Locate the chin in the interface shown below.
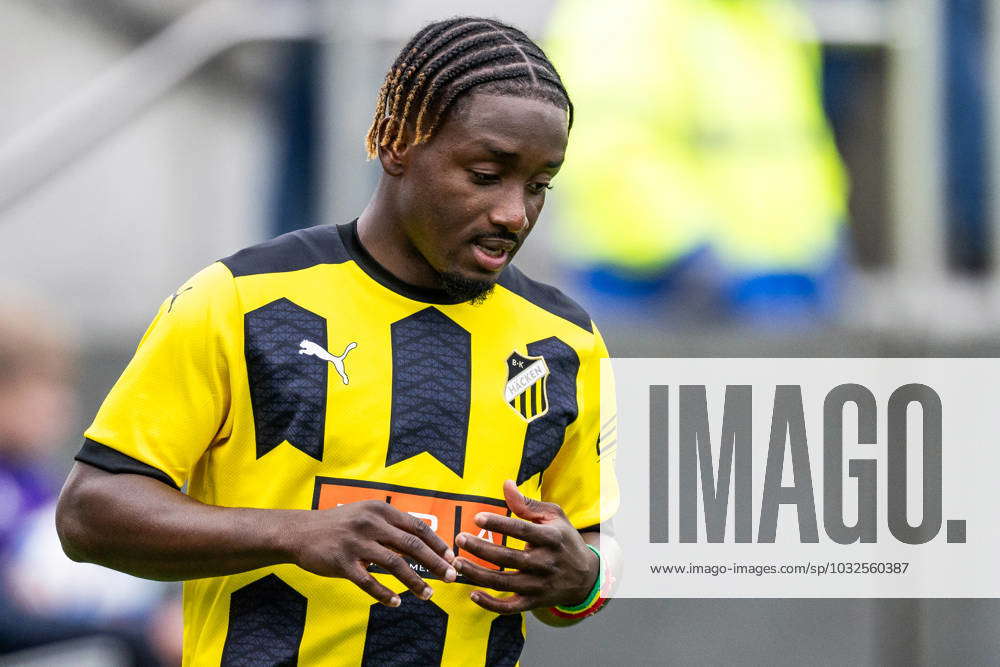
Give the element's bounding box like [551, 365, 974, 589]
[438, 271, 497, 305]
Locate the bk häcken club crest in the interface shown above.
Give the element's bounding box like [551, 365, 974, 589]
[505, 351, 550, 422]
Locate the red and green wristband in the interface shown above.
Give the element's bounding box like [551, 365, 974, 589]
[550, 545, 611, 620]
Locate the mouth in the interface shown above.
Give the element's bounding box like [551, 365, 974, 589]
[470, 236, 517, 272]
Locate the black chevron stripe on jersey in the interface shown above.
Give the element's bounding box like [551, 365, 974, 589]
[245, 298, 328, 461]
[362, 592, 448, 666]
[387, 308, 472, 476]
[516, 337, 580, 484]
[221, 574, 307, 666]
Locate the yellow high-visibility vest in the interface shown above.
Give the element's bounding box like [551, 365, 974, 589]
[548, 0, 848, 274]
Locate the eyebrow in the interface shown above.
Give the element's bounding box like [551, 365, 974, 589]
[479, 143, 564, 169]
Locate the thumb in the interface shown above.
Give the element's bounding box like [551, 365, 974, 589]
[502, 479, 554, 523]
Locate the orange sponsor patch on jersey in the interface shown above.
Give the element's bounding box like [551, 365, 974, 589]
[312, 477, 512, 580]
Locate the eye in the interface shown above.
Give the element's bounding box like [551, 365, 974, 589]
[469, 170, 500, 185]
[527, 182, 554, 195]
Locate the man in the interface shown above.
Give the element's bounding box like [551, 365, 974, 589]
[56, 17, 618, 666]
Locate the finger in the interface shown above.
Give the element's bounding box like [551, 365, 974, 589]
[453, 557, 538, 594]
[502, 479, 559, 523]
[367, 546, 435, 601]
[456, 533, 535, 571]
[345, 562, 400, 607]
[470, 590, 536, 614]
[382, 505, 455, 562]
[474, 513, 560, 547]
[379, 525, 458, 582]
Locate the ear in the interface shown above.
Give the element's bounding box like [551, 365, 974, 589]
[376, 116, 412, 177]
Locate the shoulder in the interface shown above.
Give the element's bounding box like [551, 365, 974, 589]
[219, 225, 350, 277]
[497, 264, 593, 334]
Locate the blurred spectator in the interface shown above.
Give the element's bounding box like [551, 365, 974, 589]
[547, 0, 848, 326]
[0, 286, 179, 666]
[0, 287, 73, 557]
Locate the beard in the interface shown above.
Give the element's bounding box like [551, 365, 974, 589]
[438, 271, 495, 305]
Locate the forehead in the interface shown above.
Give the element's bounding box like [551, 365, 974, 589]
[432, 94, 569, 160]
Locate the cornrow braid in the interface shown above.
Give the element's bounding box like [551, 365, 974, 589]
[382, 21, 495, 141]
[411, 45, 524, 143]
[425, 63, 535, 138]
[365, 19, 496, 153]
[365, 24, 441, 151]
[387, 26, 509, 134]
[365, 16, 572, 159]
[393, 28, 514, 150]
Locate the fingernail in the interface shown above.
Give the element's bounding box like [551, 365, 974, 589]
[470, 592, 480, 602]
[453, 560, 463, 572]
[422, 587, 434, 600]
[475, 513, 487, 524]
[389, 596, 401, 607]
[444, 548, 455, 561]
[446, 567, 457, 581]
[456, 534, 467, 547]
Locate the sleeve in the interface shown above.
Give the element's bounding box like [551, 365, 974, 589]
[77, 262, 239, 488]
[539, 325, 620, 530]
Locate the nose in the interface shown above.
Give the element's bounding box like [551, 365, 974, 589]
[489, 188, 528, 233]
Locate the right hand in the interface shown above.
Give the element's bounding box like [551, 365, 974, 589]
[289, 500, 457, 606]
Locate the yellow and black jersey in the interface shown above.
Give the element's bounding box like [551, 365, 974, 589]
[77, 221, 619, 666]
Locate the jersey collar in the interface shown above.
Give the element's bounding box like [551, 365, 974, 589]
[338, 220, 471, 305]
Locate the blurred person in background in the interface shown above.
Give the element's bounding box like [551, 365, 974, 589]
[0, 287, 179, 665]
[0, 287, 72, 562]
[547, 0, 848, 326]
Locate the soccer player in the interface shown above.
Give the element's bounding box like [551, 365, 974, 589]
[56, 16, 618, 666]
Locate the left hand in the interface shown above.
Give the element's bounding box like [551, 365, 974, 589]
[453, 480, 598, 614]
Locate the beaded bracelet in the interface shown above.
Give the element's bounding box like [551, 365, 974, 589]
[550, 545, 610, 620]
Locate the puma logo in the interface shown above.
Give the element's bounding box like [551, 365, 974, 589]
[168, 286, 193, 312]
[298, 339, 357, 385]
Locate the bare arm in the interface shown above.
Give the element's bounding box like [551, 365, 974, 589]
[56, 462, 456, 605]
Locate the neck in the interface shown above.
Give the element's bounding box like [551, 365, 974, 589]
[356, 181, 439, 288]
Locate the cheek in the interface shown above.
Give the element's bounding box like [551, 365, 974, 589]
[409, 176, 483, 232]
[521, 194, 546, 230]
[405, 168, 471, 217]
[527, 195, 545, 219]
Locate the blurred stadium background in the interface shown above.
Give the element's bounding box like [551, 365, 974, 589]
[1, 0, 999, 664]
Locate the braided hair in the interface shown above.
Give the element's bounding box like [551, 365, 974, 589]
[365, 17, 573, 159]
